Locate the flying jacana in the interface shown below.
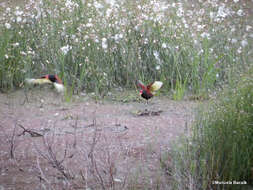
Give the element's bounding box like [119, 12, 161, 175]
[25, 74, 65, 93]
[137, 80, 163, 103]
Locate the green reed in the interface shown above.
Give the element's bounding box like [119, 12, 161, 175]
[169, 70, 253, 189]
[0, 0, 251, 99]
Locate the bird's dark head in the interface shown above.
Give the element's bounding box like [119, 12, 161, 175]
[41, 74, 63, 84]
[140, 89, 153, 100]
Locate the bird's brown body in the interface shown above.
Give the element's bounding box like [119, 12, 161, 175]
[140, 89, 153, 100]
[137, 80, 163, 103]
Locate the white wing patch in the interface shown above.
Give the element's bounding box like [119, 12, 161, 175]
[25, 78, 52, 84]
[150, 81, 163, 93]
[53, 83, 65, 93]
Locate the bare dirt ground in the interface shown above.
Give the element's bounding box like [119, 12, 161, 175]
[0, 87, 199, 190]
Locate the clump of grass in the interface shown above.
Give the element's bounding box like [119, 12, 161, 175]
[168, 69, 253, 189]
[0, 0, 252, 98]
[172, 75, 188, 100]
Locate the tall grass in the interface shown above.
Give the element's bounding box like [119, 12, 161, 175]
[169, 69, 253, 189]
[0, 0, 252, 97]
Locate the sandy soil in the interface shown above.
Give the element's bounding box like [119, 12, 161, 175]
[0, 87, 199, 189]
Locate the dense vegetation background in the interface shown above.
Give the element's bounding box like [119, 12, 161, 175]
[0, 0, 252, 189]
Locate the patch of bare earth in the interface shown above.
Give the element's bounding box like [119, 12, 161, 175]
[0, 88, 199, 189]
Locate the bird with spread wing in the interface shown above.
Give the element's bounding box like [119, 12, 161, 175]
[25, 74, 65, 93]
[137, 80, 163, 104]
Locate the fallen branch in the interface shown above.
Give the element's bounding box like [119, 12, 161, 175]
[136, 109, 163, 116]
[36, 156, 54, 190]
[17, 124, 43, 137]
[34, 134, 73, 181]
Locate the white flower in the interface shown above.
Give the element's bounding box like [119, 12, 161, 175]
[65, 0, 79, 11]
[113, 33, 123, 41]
[106, 8, 112, 17]
[162, 43, 167, 48]
[199, 9, 205, 16]
[200, 32, 210, 39]
[153, 1, 168, 12]
[95, 38, 99, 43]
[60, 45, 72, 55]
[86, 23, 93, 27]
[144, 38, 148, 44]
[197, 24, 205, 32]
[233, 0, 239, 3]
[105, 0, 115, 5]
[217, 5, 230, 18]
[71, 34, 76, 40]
[5, 23, 11, 29]
[198, 49, 204, 55]
[13, 42, 19, 47]
[15, 10, 23, 16]
[17, 16, 22, 23]
[237, 9, 243, 16]
[231, 38, 237, 44]
[94, 2, 103, 9]
[101, 38, 108, 49]
[153, 50, 159, 60]
[156, 65, 161, 70]
[5, 54, 9, 59]
[27, 50, 35, 55]
[176, 7, 184, 17]
[119, 33, 123, 39]
[65, 0, 73, 7]
[241, 40, 248, 47]
[246, 25, 252, 31]
[210, 12, 215, 19]
[237, 47, 242, 54]
[20, 51, 27, 56]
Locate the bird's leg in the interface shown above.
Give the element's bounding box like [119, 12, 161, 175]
[21, 86, 29, 105]
[146, 99, 150, 111]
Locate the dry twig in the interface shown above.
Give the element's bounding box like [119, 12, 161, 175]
[10, 123, 17, 159]
[17, 124, 43, 137]
[34, 134, 73, 182]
